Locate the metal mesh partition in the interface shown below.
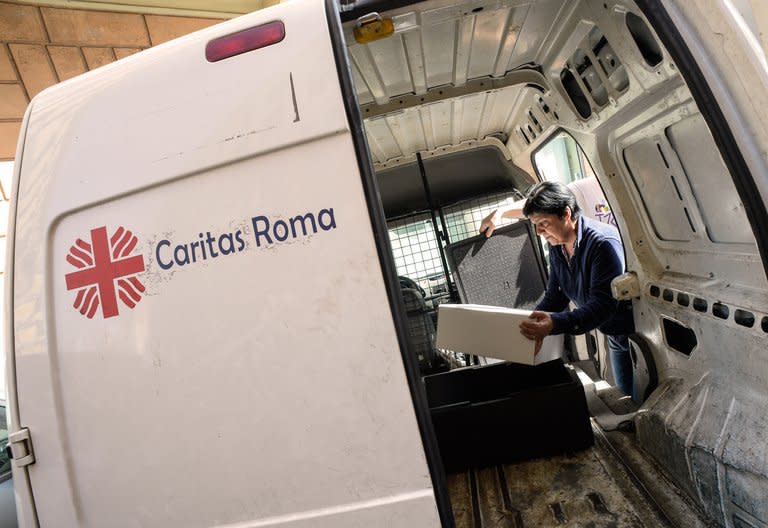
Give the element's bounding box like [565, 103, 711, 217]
[387, 192, 523, 296]
[388, 214, 447, 299]
[443, 191, 522, 244]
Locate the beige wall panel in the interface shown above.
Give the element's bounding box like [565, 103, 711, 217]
[82, 47, 116, 69]
[0, 85, 28, 120]
[8, 44, 58, 98]
[41, 7, 150, 47]
[145, 15, 219, 45]
[0, 3, 46, 41]
[0, 121, 22, 160]
[48, 46, 88, 81]
[0, 46, 17, 82]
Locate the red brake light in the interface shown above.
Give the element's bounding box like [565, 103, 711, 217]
[206, 21, 285, 62]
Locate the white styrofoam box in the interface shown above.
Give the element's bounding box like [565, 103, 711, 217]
[436, 304, 563, 365]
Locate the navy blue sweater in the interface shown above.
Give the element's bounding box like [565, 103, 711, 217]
[536, 217, 635, 336]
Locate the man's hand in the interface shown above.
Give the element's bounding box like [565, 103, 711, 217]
[519, 311, 554, 355]
[479, 200, 526, 237]
[479, 210, 501, 238]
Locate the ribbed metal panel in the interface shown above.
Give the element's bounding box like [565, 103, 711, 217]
[363, 87, 523, 164]
[348, 1, 570, 105]
[347, 0, 569, 164]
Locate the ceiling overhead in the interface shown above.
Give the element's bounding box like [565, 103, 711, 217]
[12, 0, 274, 18]
[0, 0, 280, 159]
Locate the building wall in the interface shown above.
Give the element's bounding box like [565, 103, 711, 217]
[0, 1, 224, 159]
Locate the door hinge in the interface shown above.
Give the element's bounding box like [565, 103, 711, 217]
[7, 428, 35, 468]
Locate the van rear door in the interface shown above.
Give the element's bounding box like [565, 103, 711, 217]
[6, 0, 447, 526]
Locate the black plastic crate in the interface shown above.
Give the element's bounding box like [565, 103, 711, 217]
[401, 287, 439, 371]
[424, 360, 593, 472]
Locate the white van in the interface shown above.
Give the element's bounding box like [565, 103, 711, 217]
[6, 0, 768, 526]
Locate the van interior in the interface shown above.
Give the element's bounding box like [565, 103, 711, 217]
[339, 0, 768, 526]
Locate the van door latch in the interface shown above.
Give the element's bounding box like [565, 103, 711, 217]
[7, 428, 35, 468]
[611, 272, 641, 300]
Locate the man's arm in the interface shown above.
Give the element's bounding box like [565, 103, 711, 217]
[548, 239, 624, 335]
[479, 198, 526, 237]
[537, 264, 570, 314]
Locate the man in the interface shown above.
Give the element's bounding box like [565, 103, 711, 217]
[479, 181, 635, 396]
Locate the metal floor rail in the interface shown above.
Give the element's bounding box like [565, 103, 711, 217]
[446, 420, 713, 528]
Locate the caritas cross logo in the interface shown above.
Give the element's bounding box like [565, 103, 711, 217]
[64, 226, 146, 319]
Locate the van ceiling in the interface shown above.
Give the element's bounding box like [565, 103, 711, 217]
[343, 0, 571, 167]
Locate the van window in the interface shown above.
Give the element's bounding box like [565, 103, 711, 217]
[533, 131, 596, 185]
[533, 131, 618, 229]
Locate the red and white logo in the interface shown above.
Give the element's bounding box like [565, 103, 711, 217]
[65, 226, 146, 319]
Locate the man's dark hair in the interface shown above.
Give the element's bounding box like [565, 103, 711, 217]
[522, 181, 581, 219]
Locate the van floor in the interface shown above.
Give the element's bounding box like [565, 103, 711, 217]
[445, 375, 713, 528]
[447, 428, 649, 527]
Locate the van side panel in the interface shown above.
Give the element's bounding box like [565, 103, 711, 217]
[10, 0, 440, 526]
[654, 0, 768, 265]
[580, 2, 768, 525]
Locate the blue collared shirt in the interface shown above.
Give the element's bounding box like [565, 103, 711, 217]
[536, 216, 635, 336]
